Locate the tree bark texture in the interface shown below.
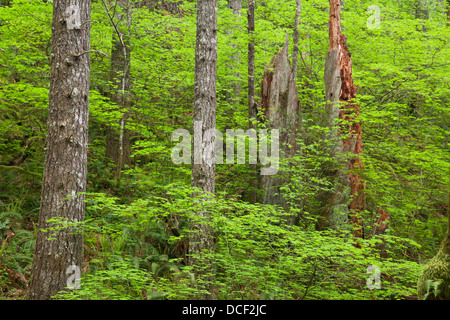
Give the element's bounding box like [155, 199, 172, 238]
[27, 0, 91, 300]
[259, 35, 299, 208]
[189, 0, 217, 290]
[106, 0, 132, 175]
[321, 0, 365, 241]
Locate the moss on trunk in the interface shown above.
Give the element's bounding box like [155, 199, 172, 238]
[417, 193, 450, 300]
[417, 244, 450, 300]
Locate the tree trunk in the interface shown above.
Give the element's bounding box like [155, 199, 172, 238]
[321, 0, 365, 242]
[189, 0, 217, 296]
[105, 0, 132, 177]
[258, 35, 299, 208]
[27, 0, 91, 300]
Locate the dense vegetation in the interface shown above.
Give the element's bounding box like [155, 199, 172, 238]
[0, 0, 449, 300]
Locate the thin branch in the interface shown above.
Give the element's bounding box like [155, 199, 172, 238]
[300, 264, 317, 300]
[100, 0, 126, 49]
[74, 50, 109, 58]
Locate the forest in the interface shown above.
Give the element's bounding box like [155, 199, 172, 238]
[0, 0, 449, 301]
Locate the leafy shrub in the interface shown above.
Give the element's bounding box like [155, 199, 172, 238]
[51, 186, 422, 300]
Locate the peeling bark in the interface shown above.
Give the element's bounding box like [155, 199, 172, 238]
[259, 35, 300, 208]
[321, 0, 365, 241]
[27, 0, 91, 300]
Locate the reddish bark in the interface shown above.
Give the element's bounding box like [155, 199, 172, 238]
[338, 33, 365, 240]
[324, 0, 365, 241]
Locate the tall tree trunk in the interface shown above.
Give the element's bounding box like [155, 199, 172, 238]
[27, 0, 91, 299]
[189, 0, 217, 297]
[321, 0, 365, 242]
[105, 0, 132, 177]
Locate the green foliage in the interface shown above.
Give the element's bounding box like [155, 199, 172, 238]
[0, 0, 448, 300]
[52, 256, 154, 300]
[40, 186, 421, 300]
[0, 200, 34, 298]
[422, 279, 443, 300]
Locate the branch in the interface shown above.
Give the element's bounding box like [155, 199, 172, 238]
[100, 0, 126, 49]
[73, 50, 109, 58]
[0, 64, 9, 68]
